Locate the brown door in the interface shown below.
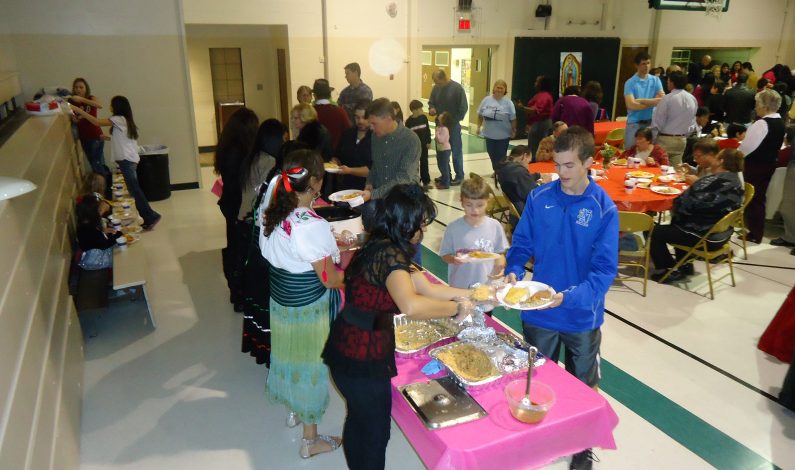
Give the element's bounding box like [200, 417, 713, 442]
[277, 49, 289, 127]
[469, 46, 492, 128]
[614, 46, 648, 119]
[421, 47, 452, 101]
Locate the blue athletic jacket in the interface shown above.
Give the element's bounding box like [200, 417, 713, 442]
[504, 178, 618, 333]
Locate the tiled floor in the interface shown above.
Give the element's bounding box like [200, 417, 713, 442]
[79, 134, 795, 470]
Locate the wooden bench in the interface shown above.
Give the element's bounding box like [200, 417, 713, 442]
[113, 242, 156, 328]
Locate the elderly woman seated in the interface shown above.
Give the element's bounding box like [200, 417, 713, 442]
[650, 149, 745, 283]
[620, 127, 669, 166]
[495, 145, 551, 214]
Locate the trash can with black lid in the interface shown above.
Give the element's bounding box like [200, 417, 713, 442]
[137, 145, 171, 201]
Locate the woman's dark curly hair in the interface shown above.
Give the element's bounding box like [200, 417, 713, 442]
[367, 183, 436, 258]
[262, 149, 324, 237]
[76, 193, 102, 231]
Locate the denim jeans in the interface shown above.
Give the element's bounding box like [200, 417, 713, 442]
[117, 159, 159, 224]
[624, 121, 650, 150]
[436, 149, 452, 186]
[449, 122, 464, 181]
[485, 138, 510, 170]
[522, 323, 602, 387]
[330, 369, 392, 470]
[81, 139, 111, 195]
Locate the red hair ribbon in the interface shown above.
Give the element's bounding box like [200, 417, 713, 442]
[276, 167, 306, 199]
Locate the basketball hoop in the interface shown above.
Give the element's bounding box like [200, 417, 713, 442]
[704, 0, 724, 17]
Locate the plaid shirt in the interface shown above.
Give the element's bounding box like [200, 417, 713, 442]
[338, 81, 373, 122]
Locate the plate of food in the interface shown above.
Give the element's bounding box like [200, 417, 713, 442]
[627, 170, 655, 179]
[657, 174, 685, 183]
[123, 234, 140, 245]
[122, 225, 143, 234]
[324, 162, 342, 173]
[328, 189, 364, 203]
[455, 250, 501, 263]
[612, 158, 627, 166]
[496, 281, 556, 310]
[650, 185, 682, 196]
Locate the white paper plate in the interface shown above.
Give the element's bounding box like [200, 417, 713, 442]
[329, 189, 364, 202]
[650, 185, 682, 196]
[324, 163, 342, 173]
[455, 251, 501, 263]
[496, 281, 556, 310]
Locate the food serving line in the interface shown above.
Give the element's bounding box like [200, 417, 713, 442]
[390, 272, 619, 469]
[320, 189, 618, 469]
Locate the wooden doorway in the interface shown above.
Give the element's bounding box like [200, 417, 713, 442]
[614, 46, 648, 119]
[277, 49, 289, 126]
[469, 46, 492, 128]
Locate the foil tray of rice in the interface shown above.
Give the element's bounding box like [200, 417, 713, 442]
[429, 340, 533, 389]
[394, 315, 462, 357]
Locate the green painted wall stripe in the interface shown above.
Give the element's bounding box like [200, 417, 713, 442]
[419, 245, 779, 470]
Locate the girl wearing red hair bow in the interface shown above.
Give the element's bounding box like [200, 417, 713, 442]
[259, 149, 345, 459]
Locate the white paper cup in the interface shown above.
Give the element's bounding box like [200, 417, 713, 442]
[660, 165, 670, 173]
[624, 179, 636, 193]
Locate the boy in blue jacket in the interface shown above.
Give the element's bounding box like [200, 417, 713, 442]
[504, 126, 617, 469]
[505, 126, 618, 386]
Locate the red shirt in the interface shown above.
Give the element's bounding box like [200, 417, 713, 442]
[718, 138, 741, 150]
[69, 96, 103, 141]
[314, 103, 351, 155]
[525, 91, 553, 125]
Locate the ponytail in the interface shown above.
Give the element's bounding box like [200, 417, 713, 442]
[262, 149, 324, 236]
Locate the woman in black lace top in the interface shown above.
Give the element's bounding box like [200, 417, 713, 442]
[322, 184, 473, 470]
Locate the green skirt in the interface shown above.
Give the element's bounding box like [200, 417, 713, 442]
[266, 289, 332, 424]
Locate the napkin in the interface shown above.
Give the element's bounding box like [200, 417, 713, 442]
[421, 359, 445, 376]
[346, 195, 365, 208]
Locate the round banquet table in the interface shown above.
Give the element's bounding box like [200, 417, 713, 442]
[594, 121, 626, 146]
[527, 161, 687, 212]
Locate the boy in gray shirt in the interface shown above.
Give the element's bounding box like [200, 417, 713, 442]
[440, 175, 509, 288]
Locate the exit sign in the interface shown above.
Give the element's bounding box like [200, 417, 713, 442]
[458, 17, 471, 31]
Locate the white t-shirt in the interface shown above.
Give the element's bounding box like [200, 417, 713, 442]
[260, 207, 340, 273]
[110, 116, 140, 163]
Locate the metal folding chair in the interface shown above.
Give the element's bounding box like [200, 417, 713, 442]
[617, 211, 655, 296]
[658, 208, 743, 300]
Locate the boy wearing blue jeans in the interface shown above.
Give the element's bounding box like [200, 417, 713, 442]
[504, 126, 618, 470]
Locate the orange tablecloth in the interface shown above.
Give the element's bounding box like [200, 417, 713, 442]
[527, 161, 685, 212]
[594, 121, 626, 146]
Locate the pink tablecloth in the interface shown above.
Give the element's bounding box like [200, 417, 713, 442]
[390, 315, 619, 469]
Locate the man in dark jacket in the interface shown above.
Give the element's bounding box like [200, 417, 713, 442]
[724, 73, 756, 124]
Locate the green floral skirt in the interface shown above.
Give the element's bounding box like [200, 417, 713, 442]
[266, 289, 331, 424]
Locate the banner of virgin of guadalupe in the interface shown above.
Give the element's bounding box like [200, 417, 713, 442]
[560, 52, 582, 95]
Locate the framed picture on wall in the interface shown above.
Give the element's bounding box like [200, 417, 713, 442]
[435, 51, 450, 67]
[560, 52, 582, 96]
[421, 51, 432, 66]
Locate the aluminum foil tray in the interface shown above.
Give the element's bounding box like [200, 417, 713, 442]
[394, 315, 462, 358]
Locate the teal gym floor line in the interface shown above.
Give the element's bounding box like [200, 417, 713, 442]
[418, 244, 780, 470]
